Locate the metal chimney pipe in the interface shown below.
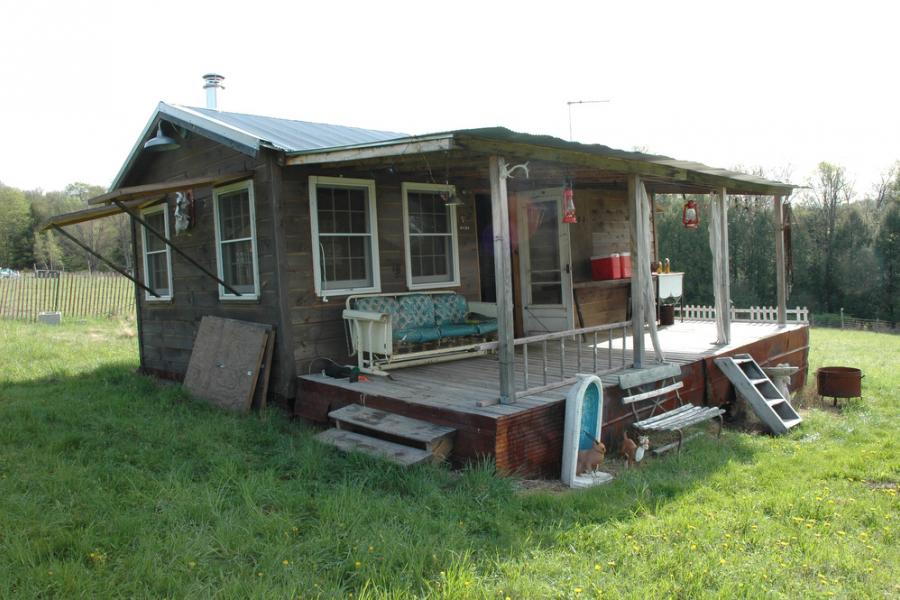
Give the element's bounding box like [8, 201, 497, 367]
[202, 73, 225, 110]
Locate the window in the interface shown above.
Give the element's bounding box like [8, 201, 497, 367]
[310, 176, 380, 297]
[141, 204, 173, 301]
[402, 182, 460, 289]
[213, 180, 259, 299]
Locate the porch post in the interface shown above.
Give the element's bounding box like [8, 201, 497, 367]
[627, 174, 645, 368]
[774, 194, 787, 325]
[489, 156, 516, 404]
[709, 188, 731, 344]
[719, 186, 731, 342]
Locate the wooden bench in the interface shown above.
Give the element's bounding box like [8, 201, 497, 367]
[618, 363, 724, 454]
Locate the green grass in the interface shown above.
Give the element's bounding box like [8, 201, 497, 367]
[0, 320, 897, 599]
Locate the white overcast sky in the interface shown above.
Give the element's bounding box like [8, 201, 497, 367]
[1, 0, 897, 195]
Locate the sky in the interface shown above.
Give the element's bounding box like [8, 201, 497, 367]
[1, 0, 897, 196]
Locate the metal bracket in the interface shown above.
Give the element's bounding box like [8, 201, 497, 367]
[500, 160, 530, 180]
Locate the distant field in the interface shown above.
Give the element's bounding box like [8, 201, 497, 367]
[0, 271, 135, 321]
[0, 322, 896, 598]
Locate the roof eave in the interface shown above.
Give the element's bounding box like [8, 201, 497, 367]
[109, 102, 263, 191]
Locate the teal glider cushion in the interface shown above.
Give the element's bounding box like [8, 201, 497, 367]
[438, 323, 479, 338]
[475, 320, 498, 335]
[353, 295, 401, 322]
[433, 294, 469, 326]
[397, 294, 435, 330]
[393, 327, 442, 344]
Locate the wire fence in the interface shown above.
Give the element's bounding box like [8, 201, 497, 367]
[0, 271, 136, 322]
[810, 311, 898, 334]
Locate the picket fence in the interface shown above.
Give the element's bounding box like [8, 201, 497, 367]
[0, 271, 136, 322]
[675, 305, 810, 324]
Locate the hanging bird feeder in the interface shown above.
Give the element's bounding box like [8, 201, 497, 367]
[682, 198, 700, 229]
[563, 180, 577, 224]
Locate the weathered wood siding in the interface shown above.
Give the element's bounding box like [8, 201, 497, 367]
[279, 167, 483, 374]
[127, 136, 293, 398]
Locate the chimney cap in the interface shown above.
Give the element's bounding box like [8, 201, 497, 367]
[202, 73, 225, 88]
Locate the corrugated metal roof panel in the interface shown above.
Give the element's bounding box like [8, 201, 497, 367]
[184, 106, 408, 152]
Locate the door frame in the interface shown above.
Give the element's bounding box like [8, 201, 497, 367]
[515, 187, 574, 333]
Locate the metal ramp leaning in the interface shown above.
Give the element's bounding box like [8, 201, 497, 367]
[714, 354, 802, 435]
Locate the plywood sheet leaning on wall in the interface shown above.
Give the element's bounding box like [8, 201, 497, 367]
[184, 316, 269, 413]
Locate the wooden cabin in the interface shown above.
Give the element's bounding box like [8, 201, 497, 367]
[45, 100, 808, 476]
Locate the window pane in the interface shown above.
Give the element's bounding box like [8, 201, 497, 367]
[219, 190, 251, 240]
[321, 234, 372, 289]
[222, 240, 255, 293]
[348, 188, 366, 212]
[144, 212, 167, 252]
[147, 252, 169, 295]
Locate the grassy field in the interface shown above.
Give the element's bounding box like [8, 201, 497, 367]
[0, 320, 896, 599]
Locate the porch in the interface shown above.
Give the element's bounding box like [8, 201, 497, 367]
[296, 320, 810, 475]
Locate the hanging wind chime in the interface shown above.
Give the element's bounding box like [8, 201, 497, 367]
[682, 197, 700, 229]
[563, 180, 578, 224]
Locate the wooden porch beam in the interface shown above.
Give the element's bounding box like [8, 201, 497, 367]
[489, 156, 516, 404]
[457, 136, 687, 181]
[719, 186, 732, 342]
[627, 174, 645, 368]
[774, 194, 787, 325]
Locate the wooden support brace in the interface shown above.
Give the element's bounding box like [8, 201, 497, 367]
[113, 199, 243, 297]
[51, 224, 160, 298]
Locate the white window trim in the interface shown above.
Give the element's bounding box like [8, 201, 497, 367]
[401, 182, 461, 290]
[140, 203, 173, 302]
[212, 179, 260, 300]
[309, 176, 381, 298]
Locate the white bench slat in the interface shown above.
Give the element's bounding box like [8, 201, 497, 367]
[634, 403, 696, 428]
[622, 381, 684, 405]
[639, 406, 723, 431]
[617, 363, 682, 389]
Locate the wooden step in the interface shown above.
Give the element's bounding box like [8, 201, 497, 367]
[329, 404, 455, 446]
[766, 398, 786, 407]
[782, 418, 803, 429]
[315, 428, 432, 467]
[750, 378, 769, 385]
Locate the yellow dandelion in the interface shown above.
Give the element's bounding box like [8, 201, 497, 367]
[574, 587, 583, 594]
[594, 563, 601, 571]
[837, 531, 846, 536]
[719, 558, 726, 565]
[258, 572, 263, 577]
[188, 561, 196, 569]
[690, 544, 697, 550]
[282, 559, 290, 566]
[368, 546, 374, 553]
[607, 561, 616, 567]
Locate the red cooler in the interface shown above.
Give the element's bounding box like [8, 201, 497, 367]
[591, 253, 621, 280]
[619, 252, 632, 278]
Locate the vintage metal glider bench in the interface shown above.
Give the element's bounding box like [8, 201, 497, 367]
[343, 291, 498, 375]
[619, 363, 725, 454]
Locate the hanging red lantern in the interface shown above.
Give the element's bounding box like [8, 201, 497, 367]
[682, 198, 700, 229]
[562, 181, 577, 224]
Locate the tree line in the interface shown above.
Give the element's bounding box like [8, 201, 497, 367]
[2, 160, 898, 323]
[657, 162, 900, 324]
[0, 182, 132, 273]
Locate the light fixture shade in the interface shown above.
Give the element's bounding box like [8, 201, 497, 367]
[143, 123, 180, 152]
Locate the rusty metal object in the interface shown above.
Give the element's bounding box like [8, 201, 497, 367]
[817, 367, 863, 399]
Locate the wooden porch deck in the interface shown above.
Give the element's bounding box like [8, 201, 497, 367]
[296, 321, 810, 475]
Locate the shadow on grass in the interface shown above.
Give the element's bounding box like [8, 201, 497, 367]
[0, 362, 762, 595]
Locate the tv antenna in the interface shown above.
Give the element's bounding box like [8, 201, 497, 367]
[567, 99, 610, 141]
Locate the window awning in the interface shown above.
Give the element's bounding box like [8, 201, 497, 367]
[40, 171, 254, 230]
